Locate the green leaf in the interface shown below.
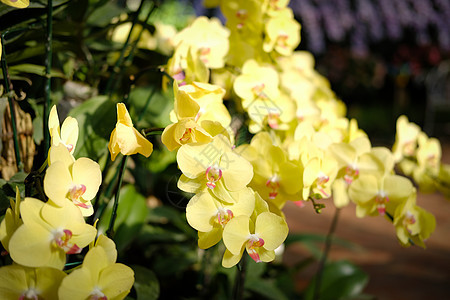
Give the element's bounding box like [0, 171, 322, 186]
[6, 171, 27, 199]
[245, 278, 288, 300]
[138, 224, 188, 244]
[7, 64, 65, 78]
[86, 1, 125, 27]
[245, 257, 266, 281]
[304, 260, 369, 300]
[0, 172, 27, 215]
[131, 265, 160, 300]
[147, 205, 193, 234]
[69, 95, 115, 160]
[98, 185, 148, 252]
[128, 87, 174, 129]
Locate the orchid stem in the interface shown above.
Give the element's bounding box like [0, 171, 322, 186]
[143, 127, 165, 134]
[233, 254, 247, 300]
[106, 155, 128, 238]
[143, 127, 164, 137]
[104, 0, 145, 95]
[313, 207, 340, 300]
[1, 34, 23, 172]
[309, 197, 326, 214]
[43, 0, 53, 156]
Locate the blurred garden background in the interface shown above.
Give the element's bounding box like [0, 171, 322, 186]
[1, 0, 450, 299]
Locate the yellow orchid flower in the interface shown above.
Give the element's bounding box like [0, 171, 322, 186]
[220, 0, 264, 35]
[329, 137, 384, 208]
[176, 134, 253, 200]
[44, 144, 102, 216]
[247, 92, 296, 133]
[435, 163, 450, 197]
[108, 103, 153, 161]
[165, 44, 210, 85]
[0, 0, 29, 8]
[409, 132, 442, 193]
[174, 82, 231, 127]
[8, 198, 97, 269]
[330, 137, 383, 184]
[186, 188, 255, 249]
[392, 115, 421, 162]
[265, 0, 289, 11]
[302, 153, 338, 200]
[162, 83, 230, 151]
[222, 212, 288, 267]
[0, 265, 66, 299]
[172, 16, 230, 70]
[49, 105, 79, 155]
[0, 187, 22, 253]
[263, 8, 301, 56]
[416, 133, 441, 171]
[349, 173, 414, 218]
[393, 191, 436, 248]
[234, 59, 280, 109]
[239, 132, 302, 209]
[58, 235, 134, 300]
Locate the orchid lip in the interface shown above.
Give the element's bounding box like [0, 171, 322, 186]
[266, 175, 280, 199]
[205, 165, 223, 189]
[68, 183, 87, 201]
[246, 234, 265, 263]
[179, 128, 192, 143]
[375, 192, 389, 215]
[52, 228, 81, 254]
[217, 208, 233, 226]
[19, 288, 39, 300]
[89, 287, 107, 300]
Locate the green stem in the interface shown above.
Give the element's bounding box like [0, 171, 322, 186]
[309, 197, 326, 214]
[104, 0, 145, 95]
[89, 156, 113, 225]
[114, 4, 155, 88]
[233, 254, 247, 300]
[43, 0, 53, 156]
[92, 160, 122, 224]
[106, 155, 128, 238]
[1, 34, 23, 172]
[313, 208, 340, 300]
[143, 127, 165, 135]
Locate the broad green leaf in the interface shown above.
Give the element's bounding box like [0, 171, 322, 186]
[98, 185, 147, 252]
[304, 260, 369, 300]
[131, 265, 160, 300]
[245, 257, 266, 280]
[147, 205, 193, 234]
[86, 1, 124, 27]
[7, 64, 65, 78]
[128, 87, 174, 128]
[245, 278, 288, 300]
[138, 224, 188, 244]
[69, 95, 115, 159]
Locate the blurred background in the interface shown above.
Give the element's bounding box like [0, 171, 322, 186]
[192, 0, 450, 299]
